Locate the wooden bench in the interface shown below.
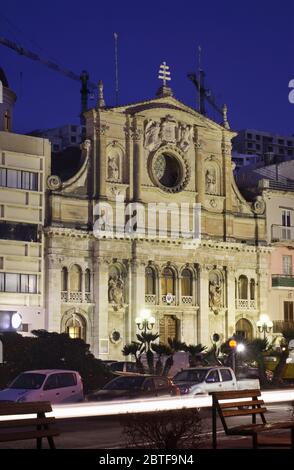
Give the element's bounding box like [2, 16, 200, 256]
[0, 401, 59, 449]
[212, 389, 294, 449]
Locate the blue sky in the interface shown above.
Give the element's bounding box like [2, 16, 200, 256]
[1, 0, 293, 135]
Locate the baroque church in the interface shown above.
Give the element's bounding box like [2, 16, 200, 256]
[45, 74, 270, 359]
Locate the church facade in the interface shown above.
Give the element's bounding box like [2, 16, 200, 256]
[45, 84, 270, 359]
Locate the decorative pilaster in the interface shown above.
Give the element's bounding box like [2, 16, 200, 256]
[93, 256, 110, 358]
[225, 265, 236, 338]
[131, 118, 143, 202]
[46, 255, 62, 333]
[198, 265, 210, 345]
[96, 121, 109, 200]
[194, 126, 205, 204]
[131, 258, 146, 340]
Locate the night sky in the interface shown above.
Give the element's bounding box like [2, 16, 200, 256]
[1, 0, 293, 135]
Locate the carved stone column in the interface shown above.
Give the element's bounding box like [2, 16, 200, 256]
[225, 265, 236, 338]
[131, 258, 146, 340]
[93, 256, 109, 358]
[96, 122, 109, 200]
[198, 265, 210, 345]
[131, 120, 143, 202]
[46, 254, 62, 333]
[194, 126, 205, 204]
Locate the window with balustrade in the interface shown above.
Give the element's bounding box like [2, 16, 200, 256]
[145, 267, 156, 295]
[181, 268, 192, 297]
[70, 264, 82, 292]
[238, 275, 248, 299]
[161, 267, 175, 295]
[61, 267, 68, 291]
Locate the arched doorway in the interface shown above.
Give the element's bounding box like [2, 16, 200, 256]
[159, 315, 179, 344]
[235, 318, 253, 341]
[64, 313, 86, 341]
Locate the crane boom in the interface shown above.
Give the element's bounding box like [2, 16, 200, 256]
[188, 72, 223, 117]
[0, 36, 97, 128]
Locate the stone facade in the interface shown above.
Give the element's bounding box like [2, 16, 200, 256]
[46, 94, 270, 358]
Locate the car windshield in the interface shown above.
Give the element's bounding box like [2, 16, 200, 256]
[174, 369, 207, 383]
[9, 373, 46, 390]
[104, 376, 146, 390]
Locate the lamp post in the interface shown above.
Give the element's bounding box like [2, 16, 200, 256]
[256, 314, 273, 340]
[135, 309, 155, 335]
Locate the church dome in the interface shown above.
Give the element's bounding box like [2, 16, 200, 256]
[0, 68, 9, 88]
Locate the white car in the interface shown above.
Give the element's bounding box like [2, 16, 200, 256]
[0, 369, 84, 404]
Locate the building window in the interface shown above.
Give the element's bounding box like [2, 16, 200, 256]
[65, 313, 86, 340]
[247, 133, 252, 139]
[268, 146, 273, 152]
[247, 143, 253, 148]
[250, 279, 255, 300]
[278, 139, 284, 145]
[181, 268, 192, 296]
[69, 265, 82, 292]
[282, 255, 292, 275]
[71, 136, 76, 143]
[0, 168, 38, 191]
[145, 267, 156, 295]
[0, 222, 38, 242]
[287, 141, 292, 147]
[282, 210, 291, 227]
[61, 267, 68, 291]
[256, 144, 261, 150]
[71, 125, 77, 132]
[238, 275, 248, 299]
[256, 135, 260, 141]
[0, 272, 37, 293]
[85, 269, 91, 293]
[161, 267, 175, 295]
[279, 148, 284, 155]
[284, 301, 294, 322]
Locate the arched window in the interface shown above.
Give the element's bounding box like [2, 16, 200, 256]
[61, 267, 68, 291]
[65, 314, 86, 340]
[250, 279, 255, 300]
[70, 264, 82, 292]
[238, 275, 248, 299]
[181, 268, 192, 296]
[4, 110, 10, 132]
[145, 267, 156, 295]
[161, 267, 175, 295]
[85, 269, 91, 293]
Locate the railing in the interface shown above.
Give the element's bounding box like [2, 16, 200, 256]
[235, 299, 256, 310]
[61, 291, 91, 303]
[272, 274, 294, 288]
[161, 294, 176, 305]
[145, 294, 156, 305]
[271, 225, 294, 242]
[181, 296, 193, 304]
[273, 320, 294, 333]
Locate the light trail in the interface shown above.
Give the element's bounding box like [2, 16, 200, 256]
[0, 388, 293, 422]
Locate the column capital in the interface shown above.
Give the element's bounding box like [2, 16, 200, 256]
[95, 122, 110, 136]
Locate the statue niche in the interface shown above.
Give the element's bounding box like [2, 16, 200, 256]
[108, 269, 124, 309]
[205, 167, 217, 195]
[107, 146, 122, 182]
[209, 271, 223, 314]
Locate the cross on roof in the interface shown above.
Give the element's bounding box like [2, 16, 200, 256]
[158, 62, 171, 87]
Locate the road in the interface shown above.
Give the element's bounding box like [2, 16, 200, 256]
[0, 401, 293, 449]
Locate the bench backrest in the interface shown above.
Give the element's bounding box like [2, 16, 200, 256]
[212, 389, 267, 434]
[0, 401, 53, 416]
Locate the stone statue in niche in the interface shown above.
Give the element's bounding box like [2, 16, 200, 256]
[144, 120, 161, 152]
[108, 274, 124, 307]
[108, 154, 120, 181]
[205, 168, 217, 194]
[209, 277, 222, 311]
[178, 124, 193, 152]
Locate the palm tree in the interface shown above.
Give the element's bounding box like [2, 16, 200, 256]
[162, 338, 187, 377]
[136, 332, 159, 374]
[185, 344, 206, 367]
[247, 338, 269, 386]
[152, 343, 173, 375]
[122, 341, 145, 373]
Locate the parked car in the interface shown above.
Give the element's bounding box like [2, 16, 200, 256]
[86, 374, 179, 401]
[173, 366, 260, 395]
[0, 370, 84, 404]
[109, 361, 139, 374]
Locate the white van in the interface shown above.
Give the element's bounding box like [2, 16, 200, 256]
[0, 369, 84, 404]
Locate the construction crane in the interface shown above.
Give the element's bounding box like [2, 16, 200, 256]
[187, 69, 223, 118]
[0, 36, 97, 127]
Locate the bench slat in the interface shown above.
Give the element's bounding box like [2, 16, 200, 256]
[0, 429, 59, 443]
[229, 421, 294, 435]
[220, 400, 265, 409]
[213, 389, 261, 400]
[0, 401, 52, 416]
[0, 417, 55, 429]
[222, 407, 267, 418]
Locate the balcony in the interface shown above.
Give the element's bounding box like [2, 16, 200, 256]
[61, 291, 91, 303]
[161, 294, 176, 305]
[272, 275, 294, 288]
[145, 294, 156, 305]
[273, 320, 294, 334]
[181, 295, 193, 305]
[236, 299, 256, 310]
[271, 225, 294, 243]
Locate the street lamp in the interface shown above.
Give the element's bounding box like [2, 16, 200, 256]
[135, 309, 155, 334]
[256, 314, 273, 339]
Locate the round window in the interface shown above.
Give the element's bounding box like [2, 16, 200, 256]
[153, 153, 182, 189]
